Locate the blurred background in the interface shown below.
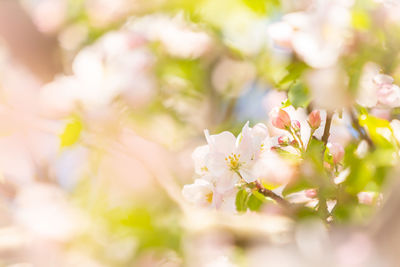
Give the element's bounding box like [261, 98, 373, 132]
[1, 0, 400, 266]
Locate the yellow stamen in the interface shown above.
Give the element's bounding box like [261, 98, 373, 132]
[206, 192, 213, 203]
[225, 153, 241, 170]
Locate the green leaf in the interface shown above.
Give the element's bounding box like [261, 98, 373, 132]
[235, 189, 249, 212]
[247, 193, 263, 211]
[351, 10, 370, 30]
[305, 138, 325, 168]
[59, 116, 82, 148]
[281, 98, 291, 108]
[288, 82, 311, 108]
[282, 177, 312, 196]
[278, 62, 308, 86]
[359, 114, 394, 147]
[241, 0, 280, 14]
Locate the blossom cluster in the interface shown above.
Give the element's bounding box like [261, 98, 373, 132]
[182, 107, 336, 212]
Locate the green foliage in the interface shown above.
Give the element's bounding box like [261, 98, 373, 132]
[359, 114, 395, 147]
[235, 188, 270, 212]
[282, 178, 312, 197]
[288, 82, 311, 109]
[59, 116, 82, 148]
[240, 0, 280, 14]
[352, 10, 371, 30]
[72, 179, 182, 261]
[278, 62, 308, 88]
[235, 188, 250, 212]
[247, 193, 264, 211]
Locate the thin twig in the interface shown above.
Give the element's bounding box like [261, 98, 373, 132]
[255, 180, 290, 207]
[348, 108, 374, 148]
[288, 128, 304, 152]
[322, 111, 333, 147]
[306, 128, 316, 151]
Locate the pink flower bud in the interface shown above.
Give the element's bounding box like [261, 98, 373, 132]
[308, 110, 321, 129]
[327, 142, 345, 164]
[271, 146, 279, 151]
[291, 120, 301, 132]
[290, 139, 299, 148]
[305, 189, 317, 198]
[278, 135, 290, 146]
[270, 108, 291, 130]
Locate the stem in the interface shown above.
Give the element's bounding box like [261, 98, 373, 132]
[306, 128, 316, 151]
[289, 128, 304, 151]
[319, 112, 334, 221]
[322, 111, 333, 148]
[317, 194, 329, 221]
[255, 180, 290, 207]
[348, 108, 374, 148]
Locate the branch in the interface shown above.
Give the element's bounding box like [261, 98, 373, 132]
[348, 108, 374, 148]
[255, 180, 290, 207]
[322, 111, 333, 147]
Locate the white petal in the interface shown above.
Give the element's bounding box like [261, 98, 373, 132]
[182, 179, 213, 206]
[391, 119, 400, 143]
[192, 145, 209, 175]
[373, 74, 394, 85]
[205, 131, 236, 155]
[214, 171, 239, 192]
[206, 151, 229, 176]
[219, 188, 238, 212]
[239, 168, 256, 183]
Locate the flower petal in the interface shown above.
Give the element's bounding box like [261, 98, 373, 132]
[192, 145, 209, 175]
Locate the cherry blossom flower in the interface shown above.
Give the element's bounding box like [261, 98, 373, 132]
[204, 123, 270, 185]
[252, 150, 295, 187]
[22, 0, 67, 33]
[327, 142, 345, 164]
[186, 122, 271, 208]
[14, 183, 87, 241]
[128, 13, 213, 59]
[374, 75, 400, 108]
[357, 63, 400, 108]
[268, 0, 353, 68]
[357, 191, 378, 205]
[182, 179, 237, 211]
[40, 31, 156, 114]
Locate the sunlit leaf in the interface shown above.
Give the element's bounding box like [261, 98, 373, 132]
[59, 116, 82, 148]
[288, 82, 311, 108]
[235, 188, 249, 212]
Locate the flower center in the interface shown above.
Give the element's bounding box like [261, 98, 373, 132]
[225, 153, 241, 170]
[206, 192, 213, 203]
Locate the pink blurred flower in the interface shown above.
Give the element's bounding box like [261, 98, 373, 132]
[24, 0, 67, 33]
[327, 142, 345, 164]
[252, 151, 295, 187]
[357, 63, 400, 108]
[376, 83, 400, 107]
[357, 191, 376, 205]
[268, 1, 353, 68]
